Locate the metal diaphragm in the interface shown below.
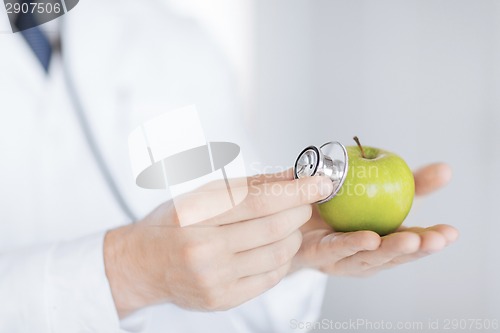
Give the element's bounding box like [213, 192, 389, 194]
[294, 141, 349, 203]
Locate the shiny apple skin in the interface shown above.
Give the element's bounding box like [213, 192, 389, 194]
[318, 146, 415, 236]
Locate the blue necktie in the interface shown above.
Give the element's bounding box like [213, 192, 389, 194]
[14, 1, 53, 73]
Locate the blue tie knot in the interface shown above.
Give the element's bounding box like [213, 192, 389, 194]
[14, 1, 53, 73]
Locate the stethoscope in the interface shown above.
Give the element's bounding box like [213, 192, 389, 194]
[59, 19, 138, 222]
[293, 142, 349, 203]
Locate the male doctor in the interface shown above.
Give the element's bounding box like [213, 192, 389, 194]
[0, 0, 458, 332]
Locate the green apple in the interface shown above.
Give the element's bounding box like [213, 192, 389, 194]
[318, 137, 414, 236]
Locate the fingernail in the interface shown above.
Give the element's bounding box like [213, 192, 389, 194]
[318, 178, 334, 198]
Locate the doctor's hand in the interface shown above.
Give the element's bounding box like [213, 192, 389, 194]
[291, 163, 459, 277]
[103, 173, 333, 318]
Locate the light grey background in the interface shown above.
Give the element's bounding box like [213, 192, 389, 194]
[251, 1, 500, 331]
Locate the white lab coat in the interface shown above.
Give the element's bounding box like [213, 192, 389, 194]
[0, 0, 327, 332]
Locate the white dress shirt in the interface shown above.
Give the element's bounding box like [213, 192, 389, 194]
[0, 0, 327, 332]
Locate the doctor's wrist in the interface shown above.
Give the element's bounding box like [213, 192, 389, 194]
[103, 225, 167, 318]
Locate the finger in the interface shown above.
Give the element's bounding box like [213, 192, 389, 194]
[224, 205, 312, 252]
[203, 176, 333, 226]
[426, 224, 459, 245]
[406, 229, 447, 255]
[398, 224, 459, 246]
[247, 168, 294, 186]
[414, 163, 452, 196]
[346, 226, 458, 277]
[396, 227, 456, 260]
[335, 232, 421, 273]
[233, 230, 302, 277]
[231, 261, 291, 308]
[316, 231, 381, 263]
[188, 169, 294, 193]
[361, 230, 449, 275]
[298, 230, 380, 274]
[300, 205, 331, 233]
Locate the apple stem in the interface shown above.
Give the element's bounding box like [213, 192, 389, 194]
[353, 136, 366, 158]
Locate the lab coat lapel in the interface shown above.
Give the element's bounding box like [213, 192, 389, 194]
[60, 1, 149, 220]
[0, 29, 48, 95]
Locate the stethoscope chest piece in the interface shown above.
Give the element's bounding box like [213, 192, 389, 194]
[294, 141, 349, 204]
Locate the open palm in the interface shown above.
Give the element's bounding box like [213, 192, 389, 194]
[292, 163, 459, 276]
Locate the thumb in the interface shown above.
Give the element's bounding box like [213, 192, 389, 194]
[414, 163, 452, 196]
